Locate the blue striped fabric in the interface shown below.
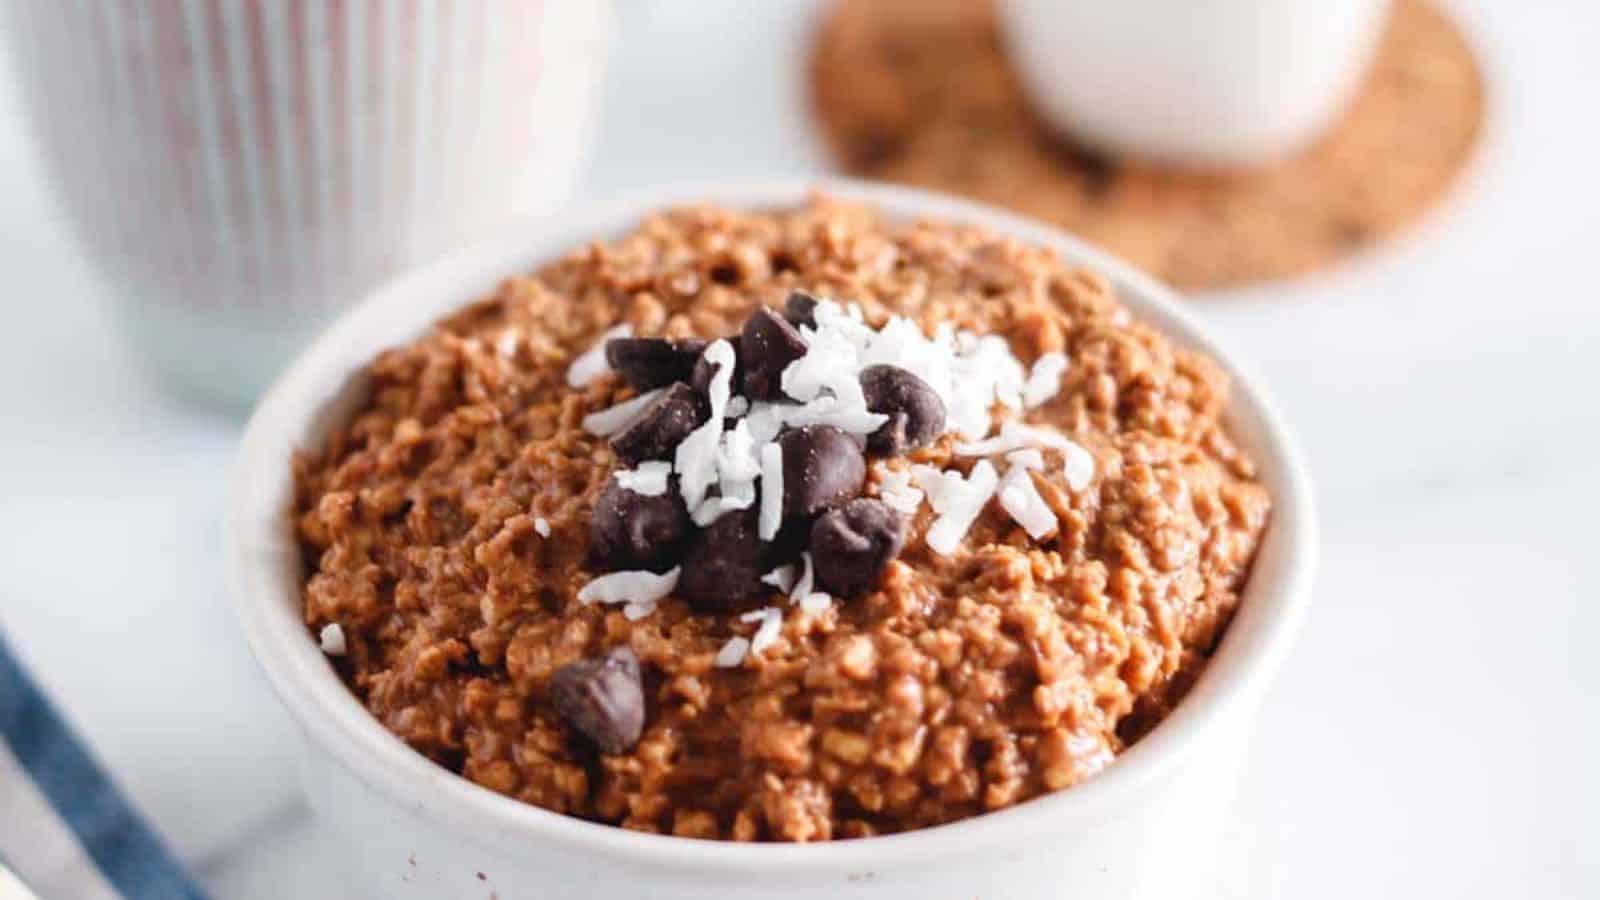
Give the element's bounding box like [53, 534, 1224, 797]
[0, 633, 208, 900]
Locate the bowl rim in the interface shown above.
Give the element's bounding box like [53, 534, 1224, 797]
[226, 176, 1317, 876]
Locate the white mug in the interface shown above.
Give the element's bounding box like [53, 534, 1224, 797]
[998, 0, 1391, 167]
[1, 0, 611, 409]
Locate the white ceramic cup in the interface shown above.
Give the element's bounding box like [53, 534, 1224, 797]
[226, 177, 1317, 900]
[998, 0, 1391, 167]
[1, 0, 610, 410]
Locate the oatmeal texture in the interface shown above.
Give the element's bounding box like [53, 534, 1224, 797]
[295, 197, 1270, 841]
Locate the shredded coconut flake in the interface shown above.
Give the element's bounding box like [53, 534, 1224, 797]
[689, 418, 774, 528]
[714, 636, 750, 668]
[318, 623, 347, 656]
[1023, 352, 1069, 408]
[725, 396, 750, 418]
[998, 465, 1058, 539]
[533, 517, 552, 537]
[779, 395, 889, 436]
[742, 606, 785, 657]
[1063, 442, 1096, 492]
[566, 323, 631, 388]
[1005, 448, 1045, 470]
[775, 298, 1052, 442]
[683, 426, 765, 528]
[914, 460, 999, 555]
[785, 553, 833, 613]
[792, 552, 817, 601]
[953, 420, 1073, 457]
[577, 567, 680, 607]
[676, 340, 736, 512]
[623, 601, 657, 621]
[675, 424, 722, 515]
[691, 492, 754, 527]
[716, 422, 762, 488]
[614, 461, 671, 496]
[947, 333, 1027, 433]
[702, 339, 737, 418]
[582, 387, 665, 437]
[875, 465, 925, 514]
[762, 564, 798, 594]
[741, 401, 787, 445]
[783, 322, 861, 404]
[758, 442, 785, 540]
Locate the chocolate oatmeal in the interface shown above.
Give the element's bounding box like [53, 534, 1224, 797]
[294, 196, 1270, 842]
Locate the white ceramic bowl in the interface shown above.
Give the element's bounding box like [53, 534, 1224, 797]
[226, 178, 1316, 900]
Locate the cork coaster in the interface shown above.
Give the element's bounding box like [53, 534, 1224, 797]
[810, 0, 1485, 291]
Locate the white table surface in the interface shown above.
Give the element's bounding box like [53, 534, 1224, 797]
[2, 1, 1596, 897]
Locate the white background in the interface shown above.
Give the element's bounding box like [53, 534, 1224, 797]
[1, 1, 1596, 897]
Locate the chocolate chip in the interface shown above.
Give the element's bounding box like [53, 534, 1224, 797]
[809, 499, 907, 598]
[766, 513, 815, 564]
[675, 507, 767, 612]
[691, 336, 741, 396]
[740, 306, 808, 401]
[549, 646, 645, 755]
[860, 364, 946, 456]
[605, 337, 707, 391]
[778, 425, 866, 518]
[783, 291, 820, 329]
[610, 383, 707, 465]
[591, 476, 692, 572]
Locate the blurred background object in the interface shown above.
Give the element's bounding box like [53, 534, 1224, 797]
[2, 632, 206, 900]
[0, 0, 609, 409]
[1000, 0, 1392, 166]
[812, 0, 1484, 289]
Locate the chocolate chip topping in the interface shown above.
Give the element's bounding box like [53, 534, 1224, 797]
[740, 306, 808, 401]
[783, 290, 819, 329]
[591, 476, 693, 573]
[859, 364, 947, 456]
[548, 646, 645, 755]
[675, 507, 768, 612]
[691, 336, 741, 396]
[610, 383, 708, 465]
[778, 425, 866, 518]
[766, 514, 815, 565]
[605, 337, 708, 391]
[809, 498, 907, 598]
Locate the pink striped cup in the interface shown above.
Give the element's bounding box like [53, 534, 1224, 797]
[1, 0, 611, 408]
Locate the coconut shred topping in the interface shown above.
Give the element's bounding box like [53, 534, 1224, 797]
[572, 293, 1095, 666]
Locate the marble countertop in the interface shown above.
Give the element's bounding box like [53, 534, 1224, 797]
[1, 1, 1595, 896]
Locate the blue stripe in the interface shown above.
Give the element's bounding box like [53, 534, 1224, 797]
[0, 633, 208, 900]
